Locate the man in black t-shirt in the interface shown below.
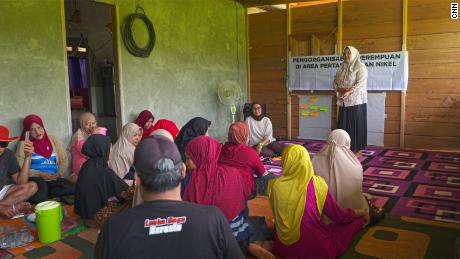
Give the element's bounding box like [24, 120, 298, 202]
[0, 125, 37, 218]
[94, 135, 243, 259]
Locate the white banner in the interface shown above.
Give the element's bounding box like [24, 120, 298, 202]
[289, 51, 408, 91]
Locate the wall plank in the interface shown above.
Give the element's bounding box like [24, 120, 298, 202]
[410, 63, 460, 79]
[409, 48, 460, 64]
[406, 94, 460, 108]
[408, 79, 460, 94]
[409, 18, 460, 36]
[406, 121, 460, 137]
[405, 135, 460, 150]
[385, 133, 400, 147]
[343, 37, 402, 53]
[406, 107, 460, 123]
[408, 32, 460, 50]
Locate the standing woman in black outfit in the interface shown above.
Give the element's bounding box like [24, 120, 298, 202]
[334, 46, 368, 154]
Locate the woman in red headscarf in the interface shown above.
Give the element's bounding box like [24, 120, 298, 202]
[183, 136, 251, 252]
[16, 115, 74, 203]
[219, 122, 278, 199]
[149, 119, 179, 139]
[134, 110, 155, 140]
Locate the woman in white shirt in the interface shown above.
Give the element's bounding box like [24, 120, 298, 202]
[333, 46, 368, 154]
[246, 102, 285, 157]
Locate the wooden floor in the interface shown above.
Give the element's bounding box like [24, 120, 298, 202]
[248, 196, 274, 231]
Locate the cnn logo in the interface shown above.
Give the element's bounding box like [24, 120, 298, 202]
[452, 3, 458, 19]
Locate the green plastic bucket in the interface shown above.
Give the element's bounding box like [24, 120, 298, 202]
[35, 201, 63, 244]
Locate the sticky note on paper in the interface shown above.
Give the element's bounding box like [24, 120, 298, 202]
[301, 111, 309, 116]
[309, 96, 318, 102]
[310, 105, 318, 110]
[299, 103, 308, 109]
[319, 106, 329, 112]
[310, 111, 319, 117]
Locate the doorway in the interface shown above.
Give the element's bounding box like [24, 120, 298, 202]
[64, 0, 119, 142]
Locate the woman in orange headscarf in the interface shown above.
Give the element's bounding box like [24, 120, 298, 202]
[219, 121, 277, 198]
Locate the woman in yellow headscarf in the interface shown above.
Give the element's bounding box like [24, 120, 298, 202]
[268, 145, 366, 258]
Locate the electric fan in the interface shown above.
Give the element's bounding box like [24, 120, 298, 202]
[217, 80, 242, 123]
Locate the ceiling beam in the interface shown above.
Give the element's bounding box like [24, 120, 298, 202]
[236, 0, 321, 8]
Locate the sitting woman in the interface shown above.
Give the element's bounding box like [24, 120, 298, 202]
[68, 112, 97, 181]
[16, 115, 74, 203]
[268, 144, 366, 259]
[246, 102, 285, 157]
[134, 110, 155, 140]
[183, 136, 251, 254]
[74, 134, 128, 221]
[150, 119, 180, 139]
[312, 129, 384, 225]
[219, 122, 277, 198]
[175, 117, 211, 192]
[174, 117, 211, 161]
[108, 123, 142, 182]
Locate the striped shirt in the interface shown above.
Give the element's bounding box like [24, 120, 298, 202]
[229, 210, 252, 241]
[31, 152, 58, 174]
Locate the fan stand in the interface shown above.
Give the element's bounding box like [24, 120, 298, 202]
[230, 104, 237, 123]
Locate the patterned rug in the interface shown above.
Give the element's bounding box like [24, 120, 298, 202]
[247, 196, 460, 259]
[13, 228, 98, 259]
[0, 205, 86, 258]
[11, 198, 460, 259]
[2, 141, 459, 258]
[270, 140, 460, 224]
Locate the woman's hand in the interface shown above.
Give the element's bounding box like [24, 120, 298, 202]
[0, 205, 15, 219]
[341, 89, 354, 99]
[68, 173, 78, 183]
[256, 143, 263, 154]
[39, 172, 53, 181]
[337, 88, 347, 94]
[23, 141, 34, 157]
[354, 209, 367, 217]
[338, 87, 353, 94]
[39, 172, 59, 181]
[91, 127, 100, 134]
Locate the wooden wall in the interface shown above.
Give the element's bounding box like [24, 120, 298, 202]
[405, 0, 460, 149]
[289, 2, 337, 138]
[248, 10, 287, 137]
[342, 0, 402, 147]
[248, 0, 460, 150]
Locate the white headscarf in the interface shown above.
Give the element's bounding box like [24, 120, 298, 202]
[150, 129, 174, 141]
[335, 46, 365, 88]
[109, 123, 142, 179]
[312, 129, 368, 212]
